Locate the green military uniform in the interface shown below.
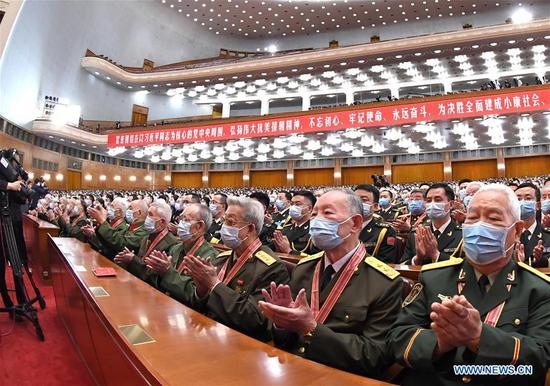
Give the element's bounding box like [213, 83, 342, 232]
[272, 248, 402, 377]
[86, 218, 129, 257]
[400, 219, 464, 264]
[58, 215, 88, 243]
[520, 222, 550, 268]
[126, 229, 179, 282]
[258, 220, 277, 246]
[188, 243, 290, 342]
[206, 216, 224, 244]
[158, 238, 218, 302]
[379, 206, 400, 222]
[272, 207, 290, 227]
[277, 219, 319, 256]
[387, 258, 550, 385]
[359, 216, 398, 263]
[94, 220, 147, 259]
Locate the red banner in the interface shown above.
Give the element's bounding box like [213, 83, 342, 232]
[108, 88, 550, 148]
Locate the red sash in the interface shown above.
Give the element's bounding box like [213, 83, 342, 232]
[217, 238, 262, 285]
[110, 218, 124, 229]
[144, 228, 169, 257]
[457, 282, 511, 327]
[176, 236, 205, 273]
[72, 214, 85, 227]
[311, 243, 366, 324]
[129, 223, 141, 232]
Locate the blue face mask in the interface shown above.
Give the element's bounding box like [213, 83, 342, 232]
[463, 195, 473, 207]
[520, 200, 536, 220]
[275, 199, 285, 211]
[220, 223, 249, 249]
[289, 205, 303, 220]
[209, 203, 219, 214]
[362, 203, 372, 217]
[177, 220, 196, 241]
[144, 216, 158, 234]
[309, 216, 352, 251]
[408, 200, 424, 216]
[458, 189, 467, 201]
[542, 199, 550, 215]
[107, 208, 116, 221]
[426, 202, 448, 220]
[125, 209, 134, 224]
[379, 197, 390, 207]
[463, 221, 516, 265]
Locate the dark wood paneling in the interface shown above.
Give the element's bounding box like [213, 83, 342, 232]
[209, 171, 243, 188]
[250, 170, 286, 187]
[171, 172, 202, 188]
[452, 159, 498, 180]
[294, 168, 334, 186]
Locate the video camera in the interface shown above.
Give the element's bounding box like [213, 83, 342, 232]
[0, 148, 33, 203]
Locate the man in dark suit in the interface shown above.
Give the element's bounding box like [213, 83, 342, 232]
[259, 189, 402, 377]
[400, 183, 463, 264]
[387, 183, 550, 386]
[515, 182, 550, 267]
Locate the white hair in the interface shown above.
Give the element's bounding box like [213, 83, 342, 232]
[111, 197, 128, 213]
[150, 201, 172, 224]
[189, 203, 213, 231]
[227, 196, 264, 234]
[131, 199, 148, 216]
[467, 181, 485, 190]
[473, 183, 520, 222]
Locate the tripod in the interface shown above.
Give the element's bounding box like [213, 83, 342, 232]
[0, 191, 45, 341]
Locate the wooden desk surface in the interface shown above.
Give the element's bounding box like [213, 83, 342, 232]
[50, 237, 392, 386]
[24, 213, 60, 230]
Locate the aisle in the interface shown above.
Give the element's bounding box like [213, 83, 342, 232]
[0, 269, 94, 386]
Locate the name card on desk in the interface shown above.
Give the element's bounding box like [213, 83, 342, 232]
[119, 324, 156, 346]
[89, 286, 109, 297]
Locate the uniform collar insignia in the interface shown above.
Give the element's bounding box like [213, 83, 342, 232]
[538, 233, 542, 238]
[507, 270, 515, 282]
[447, 230, 453, 237]
[458, 268, 466, 280]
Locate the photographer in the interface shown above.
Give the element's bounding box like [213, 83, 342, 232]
[30, 177, 48, 210]
[0, 149, 29, 308]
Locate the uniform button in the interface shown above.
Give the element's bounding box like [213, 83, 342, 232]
[344, 314, 350, 321]
[298, 347, 305, 354]
[462, 376, 471, 383]
[514, 318, 520, 326]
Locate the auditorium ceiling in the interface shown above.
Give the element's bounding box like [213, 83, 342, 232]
[157, 0, 547, 39]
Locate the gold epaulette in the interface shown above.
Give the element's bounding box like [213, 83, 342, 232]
[373, 213, 382, 220]
[217, 250, 232, 257]
[377, 222, 390, 228]
[365, 256, 400, 280]
[210, 237, 220, 244]
[421, 258, 463, 272]
[297, 251, 324, 265]
[518, 262, 550, 283]
[255, 250, 276, 266]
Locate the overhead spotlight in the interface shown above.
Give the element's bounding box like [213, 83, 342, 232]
[511, 8, 532, 24]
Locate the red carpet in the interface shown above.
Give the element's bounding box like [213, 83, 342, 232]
[0, 269, 94, 386]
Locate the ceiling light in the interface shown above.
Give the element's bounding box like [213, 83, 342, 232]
[511, 8, 532, 24]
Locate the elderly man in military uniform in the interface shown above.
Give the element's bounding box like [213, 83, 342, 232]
[354, 184, 398, 263]
[387, 184, 550, 386]
[143, 203, 219, 301]
[515, 182, 550, 268]
[400, 183, 463, 265]
[259, 189, 402, 377]
[82, 198, 132, 259]
[114, 201, 179, 282]
[179, 196, 289, 342]
[57, 200, 88, 242]
[271, 190, 319, 256]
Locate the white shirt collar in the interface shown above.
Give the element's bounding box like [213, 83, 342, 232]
[362, 217, 374, 229]
[526, 221, 537, 237]
[432, 217, 452, 234]
[473, 269, 499, 288]
[323, 243, 361, 275]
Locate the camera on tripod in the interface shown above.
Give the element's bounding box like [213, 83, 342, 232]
[0, 148, 34, 203]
